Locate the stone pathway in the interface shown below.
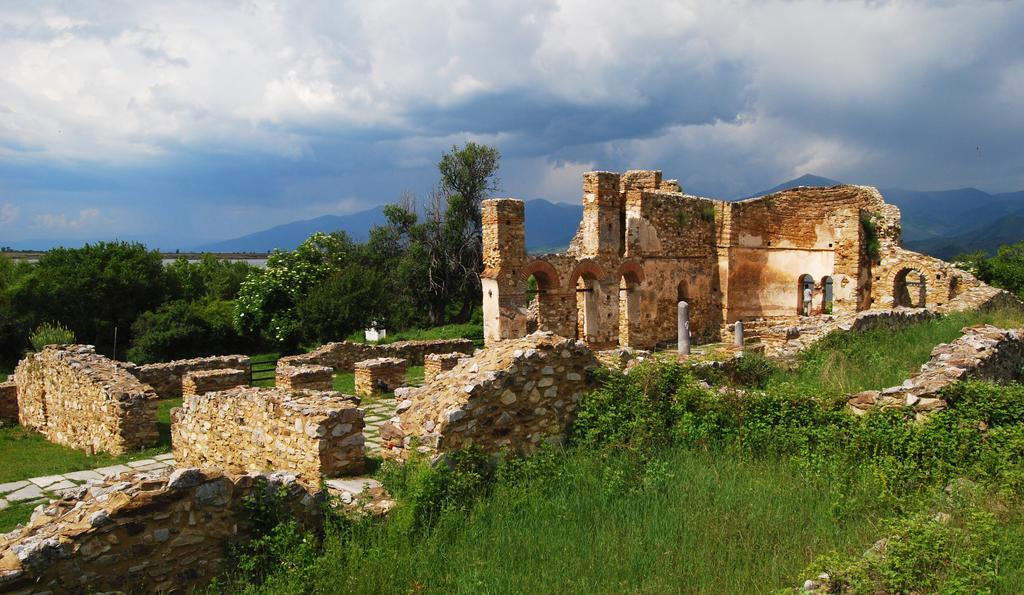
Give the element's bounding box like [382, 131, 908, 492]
[362, 398, 398, 454]
[0, 453, 177, 511]
[0, 400, 398, 513]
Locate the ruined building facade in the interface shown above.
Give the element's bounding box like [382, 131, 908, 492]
[482, 170, 982, 349]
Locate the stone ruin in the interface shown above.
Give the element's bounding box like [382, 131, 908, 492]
[0, 379, 17, 423]
[127, 354, 252, 399]
[354, 357, 407, 397]
[14, 345, 159, 455]
[181, 367, 249, 397]
[481, 170, 997, 353]
[848, 325, 1024, 417]
[0, 468, 320, 593]
[423, 352, 464, 383]
[380, 332, 598, 460]
[275, 362, 334, 391]
[172, 386, 365, 481]
[277, 338, 474, 374]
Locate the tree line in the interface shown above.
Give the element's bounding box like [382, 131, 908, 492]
[0, 142, 499, 366]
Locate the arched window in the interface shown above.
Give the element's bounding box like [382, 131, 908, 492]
[619, 271, 642, 347]
[798, 274, 815, 316]
[576, 272, 599, 342]
[894, 268, 926, 308]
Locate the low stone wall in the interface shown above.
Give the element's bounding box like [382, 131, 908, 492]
[423, 352, 464, 383]
[278, 338, 474, 374]
[182, 368, 248, 397]
[594, 347, 652, 371]
[381, 332, 598, 460]
[848, 324, 1024, 417]
[0, 468, 320, 593]
[171, 386, 365, 481]
[276, 363, 334, 391]
[14, 345, 158, 454]
[355, 357, 407, 397]
[129, 354, 252, 399]
[0, 380, 16, 423]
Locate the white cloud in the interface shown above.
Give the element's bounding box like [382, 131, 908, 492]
[33, 207, 100, 229]
[0, 203, 20, 226]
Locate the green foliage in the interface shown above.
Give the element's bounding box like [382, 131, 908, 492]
[727, 351, 778, 388]
[295, 264, 384, 345]
[675, 208, 690, 227]
[699, 204, 716, 223]
[10, 242, 167, 357]
[165, 254, 251, 302]
[860, 211, 881, 261]
[28, 321, 75, 351]
[343, 322, 483, 346]
[126, 299, 248, 363]
[961, 240, 1024, 298]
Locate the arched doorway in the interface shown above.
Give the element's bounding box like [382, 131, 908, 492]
[821, 276, 834, 314]
[949, 276, 962, 301]
[798, 274, 815, 316]
[894, 268, 927, 308]
[576, 272, 599, 342]
[619, 271, 642, 347]
[522, 260, 560, 335]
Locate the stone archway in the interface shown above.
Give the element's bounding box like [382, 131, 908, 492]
[894, 268, 927, 308]
[617, 263, 644, 347]
[798, 274, 815, 316]
[821, 276, 834, 314]
[569, 260, 605, 344]
[521, 260, 561, 334]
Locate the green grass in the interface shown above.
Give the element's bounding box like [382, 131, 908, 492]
[344, 323, 484, 347]
[243, 448, 890, 593]
[768, 306, 1024, 396]
[332, 365, 424, 404]
[0, 501, 38, 533]
[0, 397, 179, 484]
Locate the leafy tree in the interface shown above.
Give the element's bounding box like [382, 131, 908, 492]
[957, 242, 1024, 298]
[234, 232, 356, 350]
[10, 242, 167, 356]
[296, 264, 384, 344]
[127, 299, 246, 364]
[166, 254, 251, 302]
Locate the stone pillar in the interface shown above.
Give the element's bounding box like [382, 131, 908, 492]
[678, 301, 690, 356]
[481, 199, 528, 345]
[734, 320, 744, 348]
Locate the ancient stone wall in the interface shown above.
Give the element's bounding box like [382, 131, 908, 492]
[380, 332, 598, 460]
[171, 386, 365, 481]
[276, 363, 333, 391]
[182, 368, 248, 397]
[129, 354, 252, 399]
[848, 325, 1024, 417]
[278, 339, 473, 374]
[0, 468, 319, 593]
[13, 345, 158, 454]
[423, 352, 464, 383]
[0, 380, 17, 423]
[354, 357, 407, 397]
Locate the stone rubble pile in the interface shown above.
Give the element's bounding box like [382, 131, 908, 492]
[848, 324, 1024, 417]
[594, 347, 652, 371]
[14, 345, 158, 455]
[354, 357, 407, 397]
[171, 386, 366, 482]
[380, 331, 598, 460]
[181, 368, 248, 397]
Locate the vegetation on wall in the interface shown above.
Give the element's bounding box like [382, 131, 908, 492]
[860, 211, 881, 261]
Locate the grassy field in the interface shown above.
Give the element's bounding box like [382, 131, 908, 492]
[234, 448, 894, 594]
[767, 306, 1024, 396]
[344, 323, 484, 347]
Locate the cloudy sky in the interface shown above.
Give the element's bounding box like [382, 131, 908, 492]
[1, 0, 1022, 248]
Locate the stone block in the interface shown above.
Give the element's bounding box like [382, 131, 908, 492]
[182, 368, 248, 396]
[354, 358, 407, 397]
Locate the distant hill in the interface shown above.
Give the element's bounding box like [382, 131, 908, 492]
[195, 199, 583, 254]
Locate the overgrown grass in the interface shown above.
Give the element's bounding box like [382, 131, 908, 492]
[768, 307, 1024, 396]
[344, 323, 484, 347]
[0, 397, 178, 484]
[228, 449, 890, 594]
[0, 501, 37, 533]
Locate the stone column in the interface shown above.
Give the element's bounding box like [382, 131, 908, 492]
[678, 301, 690, 356]
[734, 320, 744, 348]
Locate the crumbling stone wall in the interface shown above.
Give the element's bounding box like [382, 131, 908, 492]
[481, 170, 999, 353]
[14, 345, 158, 454]
[0, 468, 320, 593]
[182, 368, 248, 397]
[848, 325, 1024, 417]
[381, 332, 598, 460]
[278, 338, 474, 375]
[354, 357, 407, 396]
[423, 352, 464, 383]
[129, 354, 252, 399]
[0, 380, 17, 423]
[171, 386, 365, 481]
[276, 363, 333, 391]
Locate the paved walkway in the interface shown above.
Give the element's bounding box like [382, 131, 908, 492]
[0, 399, 398, 512]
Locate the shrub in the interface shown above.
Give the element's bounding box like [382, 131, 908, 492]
[295, 265, 384, 345]
[860, 211, 881, 262]
[726, 351, 777, 388]
[126, 299, 249, 363]
[29, 321, 75, 351]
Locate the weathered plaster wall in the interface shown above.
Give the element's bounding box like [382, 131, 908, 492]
[14, 345, 158, 455]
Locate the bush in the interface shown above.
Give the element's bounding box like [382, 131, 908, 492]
[29, 321, 75, 351]
[295, 265, 383, 345]
[126, 299, 249, 363]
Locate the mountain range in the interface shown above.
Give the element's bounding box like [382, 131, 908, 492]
[10, 175, 1022, 259]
